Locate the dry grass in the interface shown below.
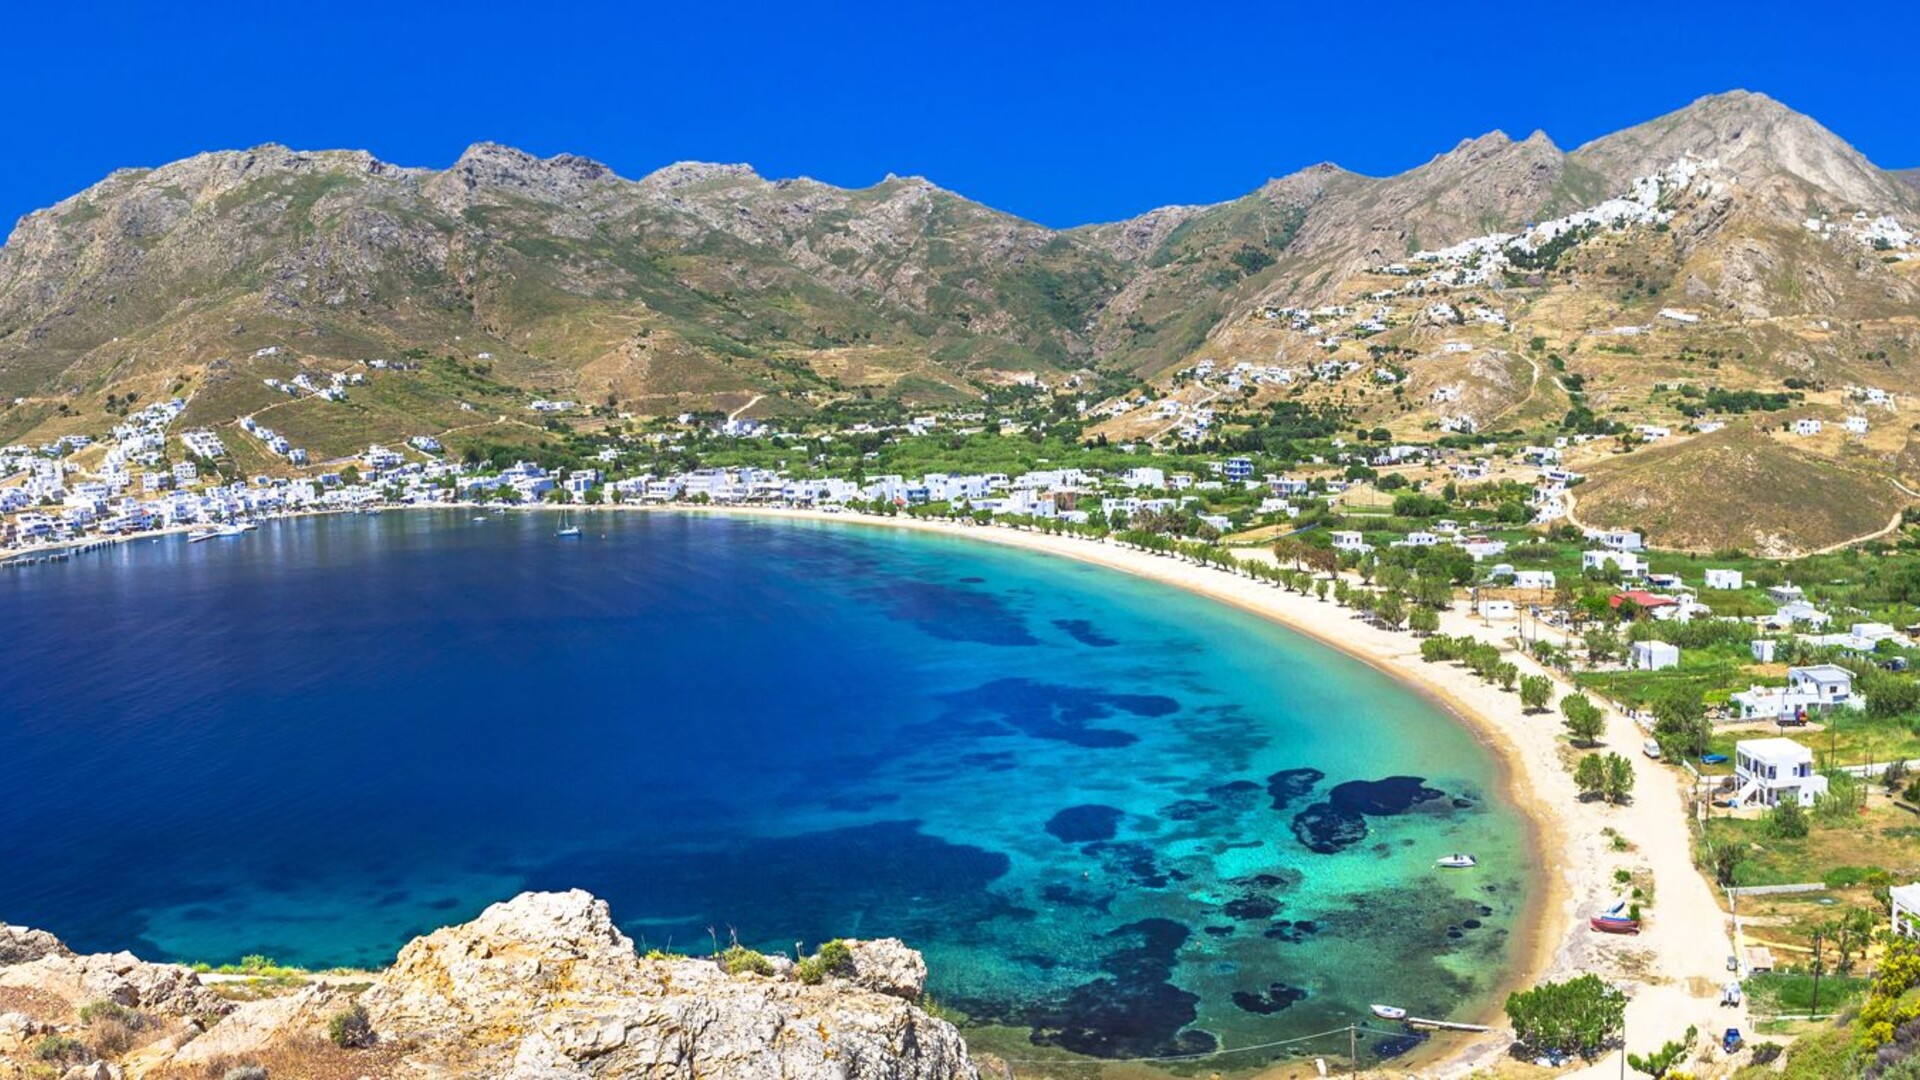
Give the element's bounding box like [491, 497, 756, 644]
[149, 1036, 411, 1080]
[0, 985, 72, 1023]
[1577, 427, 1910, 555]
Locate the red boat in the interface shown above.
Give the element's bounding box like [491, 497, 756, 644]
[1591, 899, 1641, 934]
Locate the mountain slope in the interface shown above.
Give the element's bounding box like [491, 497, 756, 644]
[2, 91, 1916, 551]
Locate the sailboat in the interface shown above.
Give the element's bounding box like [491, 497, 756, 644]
[556, 512, 581, 538]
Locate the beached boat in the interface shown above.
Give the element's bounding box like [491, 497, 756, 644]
[1436, 854, 1477, 869]
[1590, 898, 1641, 934]
[1370, 1004, 1407, 1021]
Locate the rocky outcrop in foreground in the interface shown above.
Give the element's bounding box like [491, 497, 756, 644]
[0, 890, 980, 1079]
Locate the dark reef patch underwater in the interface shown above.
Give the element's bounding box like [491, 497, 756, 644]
[0, 511, 1530, 1071]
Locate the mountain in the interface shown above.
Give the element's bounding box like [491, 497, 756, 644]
[1, 91, 1916, 551]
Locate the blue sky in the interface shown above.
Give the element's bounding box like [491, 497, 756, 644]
[6, 0, 1917, 232]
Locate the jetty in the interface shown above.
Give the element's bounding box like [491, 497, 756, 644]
[1405, 1016, 1491, 1033]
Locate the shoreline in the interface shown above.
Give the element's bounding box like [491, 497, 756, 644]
[8, 502, 1735, 1076]
[612, 504, 1736, 1079]
[632, 505, 1563, 1075]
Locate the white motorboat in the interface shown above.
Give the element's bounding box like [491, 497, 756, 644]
[1370, 1004, 1407, 1021]
[1436, 854, 1478, 869]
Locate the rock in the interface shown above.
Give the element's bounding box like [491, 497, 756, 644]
[0, 948, 231, 1020]
[167, 983, 345, 1067]
[0, 924, 71, 966]
[843, 938, 928, 1001]
[0, 1009, 47, 1053]
[360, 890, 977, 1079]
[1, 892, 977, 1080]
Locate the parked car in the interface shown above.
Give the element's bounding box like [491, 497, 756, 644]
[1643, 739, 1662, 760]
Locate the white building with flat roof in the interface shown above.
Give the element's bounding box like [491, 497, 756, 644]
[1733, 737, 1828, 808]
[1891, 883, 1920, 939]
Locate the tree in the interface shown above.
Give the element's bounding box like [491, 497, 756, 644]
[1519, 675, 1553, 714]
[1376, 590, 1407, 630]
[1583, 626, 1622, 665]
[1627, 1025, 1696, 1079]
[1603, 753, 1635, 804]
[1711, 842, 1744, 887]
[1313, 579, 1330, 603]
[1653, 686, 1710, 758]
[1561, 694, 1606, 747]
[1574, 754, 1607, 800]
[1767, 798, 1810, 839]
[1408, 606, 1440, 636]
[1494, 661, 1519, 692]
[1505, 974, 1627, 1059]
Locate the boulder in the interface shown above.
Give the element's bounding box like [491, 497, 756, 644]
[0, 924, 70, 966]
[844, 938, 928, 1001]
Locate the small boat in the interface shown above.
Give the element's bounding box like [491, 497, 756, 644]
[1370, 1004, 1408, 1021]
[472, 516, 489, 523]
[556, 526, 581, 538]
[215, 523, 247, 538]
[1436, 854, 1478, 869]
[1591, 898, 1641, 934]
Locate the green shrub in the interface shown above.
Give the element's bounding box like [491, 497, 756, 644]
[327, 1003, 374, 1049]
[795, 939, 857, 985]
[35, 1034, 87, 1063]
[720, 945, 774, 976]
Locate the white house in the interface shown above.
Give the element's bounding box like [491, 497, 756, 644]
[1704, 569, 1744, 590]
[1629, 640, 1680, 671]
[1583, 549, 1648, 579]
[1751, 639, 1778, 663]
[1891, 884, 1920, 939]
[1793, 419, 1823, 437]
[1477, 599, 1516, 621]
[1733, 738, 1828, 808]
[1788, 664, 1856, 708]
[1330, 530, 1374, 554]
[1513, 570, 1557, 590]
[1592, 528, 1645, 552]
[1846, 415, 1870, 435]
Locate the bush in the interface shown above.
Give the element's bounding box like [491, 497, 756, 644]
[1505, 973, 1626, 1058]
[327, 1003, 374, 1049]
[1768, 799, 1811, 839]
[35, 1034, 87, 1063]
[795, 939, 856, 985]
[721, 945, 775, 976]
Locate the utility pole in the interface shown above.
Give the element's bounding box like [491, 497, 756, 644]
[1618, 1010, 1627, 1080]
[1812, 931, 1825, 1017]
[1350, 1024, 1358, 1077]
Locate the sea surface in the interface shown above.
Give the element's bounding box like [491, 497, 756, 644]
[0, 511, 1532, 1070]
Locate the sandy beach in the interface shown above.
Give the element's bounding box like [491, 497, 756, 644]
[631, 505, 1741, 1077]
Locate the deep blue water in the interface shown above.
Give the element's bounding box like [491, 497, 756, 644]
[0, 512, 1532, 1069]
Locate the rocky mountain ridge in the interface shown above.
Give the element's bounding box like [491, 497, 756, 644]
[0, 890, 981, 1079]
[0, 91, 1914, 497]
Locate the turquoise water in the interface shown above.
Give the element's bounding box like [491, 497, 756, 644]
[0, 511, 1531, 1068]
